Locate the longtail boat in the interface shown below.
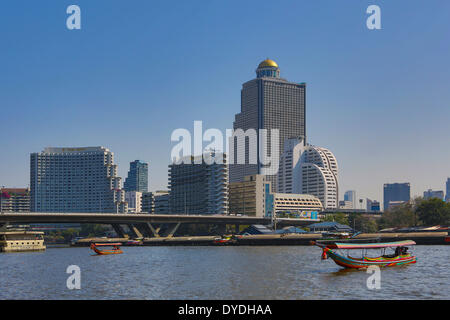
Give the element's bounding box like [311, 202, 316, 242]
[314, 240, 417, 269]
[90, 242, 123, 255]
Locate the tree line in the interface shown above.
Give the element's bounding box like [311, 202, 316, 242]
[324, 197, 450, 233]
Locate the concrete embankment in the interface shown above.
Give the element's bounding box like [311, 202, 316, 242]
[353, 232, 448, 245]
[71, 232, 448, 246]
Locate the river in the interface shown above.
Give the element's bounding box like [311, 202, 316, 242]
[0, 246, 448, 299]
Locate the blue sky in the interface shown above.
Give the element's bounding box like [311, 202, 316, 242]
[0, 1, 449, 205]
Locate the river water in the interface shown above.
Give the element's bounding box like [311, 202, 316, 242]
[0, 246, 448, 299]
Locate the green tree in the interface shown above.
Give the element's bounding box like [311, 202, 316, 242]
[416, 198, 450, 226]
[379, 202, 416, 229]
[348, 213, 379, 233]
[323, 212, 349, 226]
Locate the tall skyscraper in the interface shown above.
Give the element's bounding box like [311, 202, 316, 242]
[124, 160, 148, 192]
[344, 190, 356, 209]
[30, 147, 127, 213]
[229, 59, 306, 190]
[169, 151, 228, 215]
[383, 183, 410, 211]
[278, 138, 338, 209]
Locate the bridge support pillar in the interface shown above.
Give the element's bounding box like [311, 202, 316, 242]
[143, 223, 161, 238]
[235, 224, 240, 234]
[128, 224, 143, 239]
[111, 224, 126, 238]
[166, 222, 181, 238]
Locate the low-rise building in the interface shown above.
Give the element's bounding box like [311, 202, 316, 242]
[0, 188, 31, 212]
[229, 174, 323, 218]
[229, 175, 271, 217]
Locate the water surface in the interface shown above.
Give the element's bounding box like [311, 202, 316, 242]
[0, 246, 448, 299]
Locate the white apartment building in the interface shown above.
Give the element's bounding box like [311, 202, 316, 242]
[30, 146, 127, 213]
[278, 138, 339, 209]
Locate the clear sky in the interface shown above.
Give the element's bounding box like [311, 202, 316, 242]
[1, 1, 449, 207]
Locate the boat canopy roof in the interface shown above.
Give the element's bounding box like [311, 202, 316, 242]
[92, 243, 122, 246]
[323, 240, 416, 249]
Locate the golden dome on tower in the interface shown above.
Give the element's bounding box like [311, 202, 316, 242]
[258, 59, 279, 69]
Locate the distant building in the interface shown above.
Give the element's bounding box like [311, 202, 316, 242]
[30, 147, 127, 213]
[383, 183, 410, 212]
[229, 175, 271, 217]
[446, 178, 450, 202]
[229, 59, 306, 192]
[366, 199, 380, 212]
[269, 193, 322, 218]
[169, 151, 228, 215]
[141, 190, 170, 214]
[0, 188, 30, 212]
[229, 174, 322, 218]
[423, 189, 444, 201]
[124, 160, 148, 192]
[278, 138, 338, 209]
[339, 200, 353, 210]
[306, 221, 353, 233]
[125, 191, 142, 213]
[141, 192, 154, 213]
[344, 190, 356, 209]
[388, 200, 407, 210]
[154, 191, 170, 214]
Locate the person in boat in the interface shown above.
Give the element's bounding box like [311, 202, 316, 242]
[383, 246, 403, 258]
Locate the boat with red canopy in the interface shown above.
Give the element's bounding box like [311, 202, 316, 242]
[314, 240, 417, 269]
[90, 243, 123, 255]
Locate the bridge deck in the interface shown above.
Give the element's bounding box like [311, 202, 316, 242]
[0, 213, 318, 226]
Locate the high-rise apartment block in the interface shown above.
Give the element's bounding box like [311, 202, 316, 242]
[169, 152, 228, 215]
[30, 147, 127, 213]
[124, 160, 148, 192]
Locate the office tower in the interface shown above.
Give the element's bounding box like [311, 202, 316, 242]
[446, 178, 450, 202]
[169, 152, 228, 215]
[30, 147, 127, 213]
[124, 160, 148, 192]
[383, 183, 410, 211]
[423, 189, 444, 201]
[344, 190, 356, 209]
[0, 188, 30, 212]
[125, 191, 142, 213]
[229, 59, 306, 191]
[278, 138, 338, 209]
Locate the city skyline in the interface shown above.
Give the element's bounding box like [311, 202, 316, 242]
[1, 1, 450, 205]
